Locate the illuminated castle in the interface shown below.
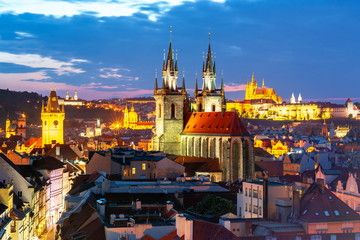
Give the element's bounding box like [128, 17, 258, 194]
[153, 35, 254, 181]
[244, 73, 282, 103]
[5, 113, 27, 138]
[123, 104, 154, 130]
[41, 89, 65, 146]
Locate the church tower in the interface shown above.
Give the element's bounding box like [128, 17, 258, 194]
[244, 73, 258, 101]
[5, 114, 11, 138]
[153, 34, 188, 155]
[194, 35, 225, 112]
[123, 104, 129, 128]
[41, 89, 65, 146]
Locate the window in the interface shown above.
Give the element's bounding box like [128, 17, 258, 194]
[159, 104, 162, 118]
[132, 168, 136, 175]
[18, 191, 22, 197]
[334, 210, 340, 216]
[212, 105, 216, 112]
[245, 203, 248, 212]
[245, 188, 248, 196]
[142, 163, 146, 170]
[171, 104, 175, 119]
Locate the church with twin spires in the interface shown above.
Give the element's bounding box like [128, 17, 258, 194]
[152, 37, 254, 181]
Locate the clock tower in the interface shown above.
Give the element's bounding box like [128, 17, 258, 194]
[41, 89, 65, 146]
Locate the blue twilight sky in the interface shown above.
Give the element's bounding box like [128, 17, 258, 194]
[0, 0, 359, 102]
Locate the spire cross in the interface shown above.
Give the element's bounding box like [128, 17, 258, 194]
[208, 28, 211, 44]
[169, 25, 173, 43]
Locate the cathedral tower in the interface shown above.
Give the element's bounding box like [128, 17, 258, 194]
[194, 35, 225, 112]
[153, 35, 189, 155]
[41, 89, 65, 146]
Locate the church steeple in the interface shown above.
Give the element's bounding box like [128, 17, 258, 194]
[160, 30, 179, 92]
[202, 32, 217, 92]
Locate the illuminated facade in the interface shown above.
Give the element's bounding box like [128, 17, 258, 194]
[244, 73, 282, 103]
[153, 37, 254, 181]
[41, 89, 65, 146]
[5, 113, 27, 138]
[123, 104, 154, 130]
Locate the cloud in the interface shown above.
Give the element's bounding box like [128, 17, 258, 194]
[15, 31, 35, 39]
[81, 82, 118, 89]
[0, 51, 87, 75]
[0, 0, 225, 21]
[224, 83, 246, 92]
[0, 71, 49, 81]
[99, 68, 139, 81]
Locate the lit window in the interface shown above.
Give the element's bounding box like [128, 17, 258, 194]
[132, 168, 136, 175]
[142, 163, 146, 170]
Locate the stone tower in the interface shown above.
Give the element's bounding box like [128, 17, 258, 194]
[153, 38, 188, 155]
[194, 38, 225, 112]
[16, 113, 26, 138]
[41, 89, 65, 146]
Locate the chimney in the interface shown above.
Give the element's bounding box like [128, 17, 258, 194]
[292, 190, 300, 219]
[110, 214, 116, 225]
[96, 198, 106, 217]
[263, 179, 268, 219]
[184, 218, 193, 240]
[176, 214, 186, 238]
[135, 199, 141, 210]
[166, 201, 173, 211]
[56, 146, 60, 156]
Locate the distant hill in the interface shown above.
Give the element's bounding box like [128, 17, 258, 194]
[0, 89, 119, 128]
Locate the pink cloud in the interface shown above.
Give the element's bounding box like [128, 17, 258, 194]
[224, 83, 246, 92]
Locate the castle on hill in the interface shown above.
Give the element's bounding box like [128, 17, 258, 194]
[245, 73, 282, 104]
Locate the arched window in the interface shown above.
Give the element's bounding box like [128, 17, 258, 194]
[199, 103, 202, 112]
[212, 105, 216, 112]
[158, 104, 162, 118]
[171, 104, 175, 119]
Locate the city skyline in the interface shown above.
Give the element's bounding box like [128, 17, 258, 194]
[0, 0, 360, 102]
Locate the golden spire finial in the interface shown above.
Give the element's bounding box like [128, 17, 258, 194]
[208, 27, 211, 44]
[251, 72, 255, 83]
[169, 25, 173, 43]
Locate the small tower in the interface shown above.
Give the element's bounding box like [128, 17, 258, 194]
[244, 73, 258, 101]
[123, 104, 129, 128]
[298, 93, 302, 103]
[74, 90, 78, 100]
[5, 114, 11, 138]
[195, 33, 225, 112]
[153, 31, 189, 155]
[321, 119, 328, 137]
[290, 93, 296, 104]
[41, 89, 65, 146]
[65, 90, 69, 100]
[16, 113, 26, 138]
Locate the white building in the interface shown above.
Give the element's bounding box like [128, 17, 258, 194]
[237, 180, 292, 220]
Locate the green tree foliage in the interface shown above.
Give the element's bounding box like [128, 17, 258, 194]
[188, 195, 236, 216]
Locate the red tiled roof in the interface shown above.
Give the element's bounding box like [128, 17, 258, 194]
[182, 112, 249, 136]
[255, 160, 283, 177]
[300, 182, 360, 223]
[174, 156, 221, 177]
[192, 220, 238, 240]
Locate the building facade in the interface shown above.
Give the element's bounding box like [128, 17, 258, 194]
[153, 38, 254, 181]
[41, 89, 65, 146]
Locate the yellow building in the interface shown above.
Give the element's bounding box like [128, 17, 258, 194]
[245, 73, 282, 104]
[41, 89, 65, 146]
[122, 104, 154, 130]
[267, 140, 289, 158]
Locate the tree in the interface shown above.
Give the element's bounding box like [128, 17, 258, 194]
[188, 195, 236, 216]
